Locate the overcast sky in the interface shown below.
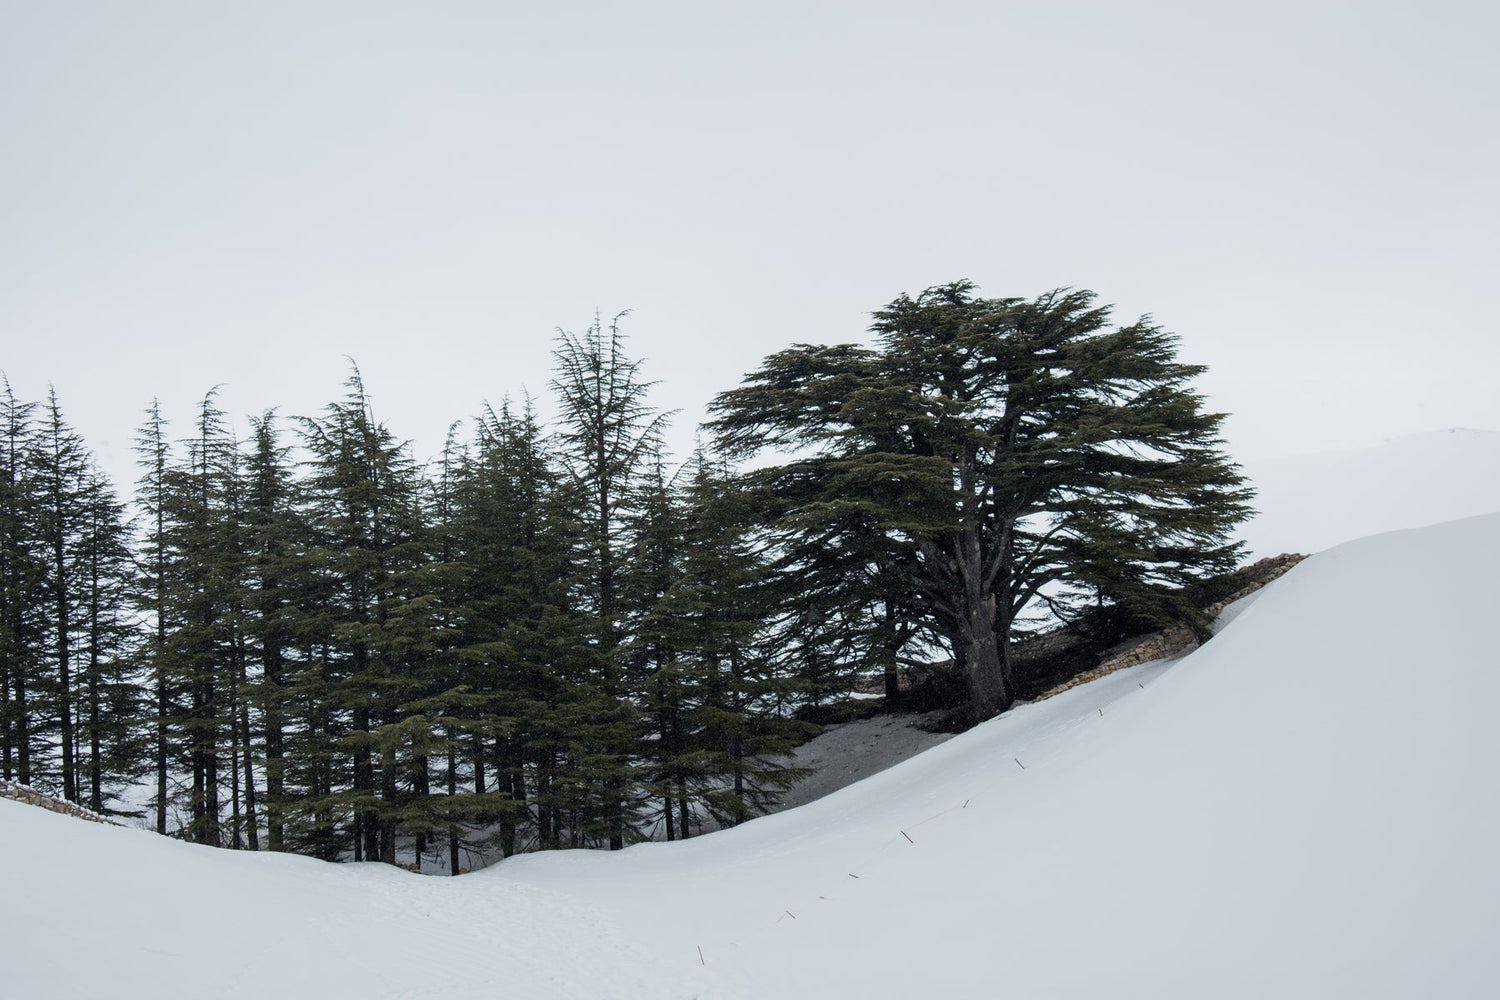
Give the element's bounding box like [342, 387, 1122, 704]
[3, 0, 1496, 489]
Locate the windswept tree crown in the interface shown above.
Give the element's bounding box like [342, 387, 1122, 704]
[709, 281, 1253, 719]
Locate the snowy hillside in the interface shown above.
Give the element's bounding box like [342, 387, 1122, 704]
[6, 511, 1500, 998]
[1238, 428, 1500, 557]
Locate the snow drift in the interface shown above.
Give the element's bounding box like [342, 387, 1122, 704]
[1238, 427, 1500, 557]
[5, 512, 1500, 998]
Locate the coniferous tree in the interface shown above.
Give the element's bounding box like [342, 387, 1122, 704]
[73, 468, 144, 814]
[30, 389, 95, 801]
[550, 315, 669, 850]
[711, 282, 1253, 720]
[158, 388, 243, 844]
[298, 366, 432, 864]
[0, 378, 45, 786]
[431, 411, 520, 862]
[242, 411, 301, 850]
[450, 399, 585, 854]
[134, 399, 176, 833]
[659, 450, 807, 828]
[0, 287, 1256, 868]
[626, 451, 693, 839]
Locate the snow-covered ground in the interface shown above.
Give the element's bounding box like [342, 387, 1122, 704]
[4, 429, 1500, 998]
[6, 510, 1500, 997]
[771, 709, 955, 813]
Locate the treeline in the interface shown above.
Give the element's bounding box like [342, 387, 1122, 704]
[0, 283, 1254, 870]
[1, 319, 821, 868]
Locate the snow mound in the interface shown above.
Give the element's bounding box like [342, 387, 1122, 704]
[5, 514, 1500, 998]
[1239, 427, 1500, 557]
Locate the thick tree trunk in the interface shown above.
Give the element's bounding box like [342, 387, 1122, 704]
[229, 727, 242, 849]
[240, 686, 259, 851]
[205, 675, 221, 846]
[55, 535, 76, 803]
[186, 604, 221, 844]
[446, 736, 461, 875]
[412, 751, 429, 867]
[86, 550, 103, 813]
[1, 665, 9, 782]
[471, 733, 486, 795]
[263, 631, 283, 850]
[380, 745, 397, 865]
[352, 702, 374, 862]
[15, 670, 29, 786]
[880, 597, 900, 700]
[227, 662, 242, 849]
[154, 666, 166, 833]
[499, 743, 522, 859]
[961, 598, 1009, 720]
[87, 660, 101, 812]
[954, 450, 1013, 720]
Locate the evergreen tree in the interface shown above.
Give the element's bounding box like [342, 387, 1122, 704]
[625, 451, 692, 839]
[656, 450, 807, 828]
[451, 399, 586, 855]
[157, 388, 243, 844]
[711, 282, 1253, 720]
[297, 366, 433, 864]
[242, 411, 300, 850]
[134, 399, 176, 833]
[30, 389, 94, 800]
[754, 476, 927, 705]
[0, 377, 45, 786]
[73, 468, 144, 814]
[549, 315, 669, 850]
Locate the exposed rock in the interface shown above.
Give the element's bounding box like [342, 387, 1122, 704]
[0, 778, 122, 826]
[1031, 552, 1306, 701]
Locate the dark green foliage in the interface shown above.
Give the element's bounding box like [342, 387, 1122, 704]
[294, 366, 435, 864]
[4, 282, 1254, 864]
[652, 451, 810, 829]
[71, 468, 145, 815]
[156, 388, 244, 845]
[0, 377, 45, 787]
[445, 400, 580, 855]
[242, 411, 302, 850]
[133, 399, 175, 833]
[711, 282, 1253, 719]
[0, 382, 144, 810]
[549, 315, 670, 850]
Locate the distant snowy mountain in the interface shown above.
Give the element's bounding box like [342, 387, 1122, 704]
[1237, 427, 1500, 557]
[7, 512, 1500, 998]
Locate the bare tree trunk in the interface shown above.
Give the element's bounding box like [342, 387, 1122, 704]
[471, 732, 485, 794]
[676, 776, 691, 840]
[262, 629, 283, 850]
[87, 660, 102, 812]
[54, 531, 76, 803]
[239, 669, 259, 851]
[499, 742, 522, 859]
[446, 737, 461, 875]
[380, 745, 398, 865]
[15, 670, 29, 786]
[154, 664, 166, 833]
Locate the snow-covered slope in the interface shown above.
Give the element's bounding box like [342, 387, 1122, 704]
[1238, 427, 1500, 557]
[6, 513, 1500, 998]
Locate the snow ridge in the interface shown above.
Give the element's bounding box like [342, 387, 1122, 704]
[4, 434, 1500, 998]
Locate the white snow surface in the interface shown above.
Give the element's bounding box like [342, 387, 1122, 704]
[6, 512, 1500, 998]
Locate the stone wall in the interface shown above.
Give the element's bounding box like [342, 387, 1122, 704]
[1032, 552, 1306, 701]
[0, 778, 122, 826]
